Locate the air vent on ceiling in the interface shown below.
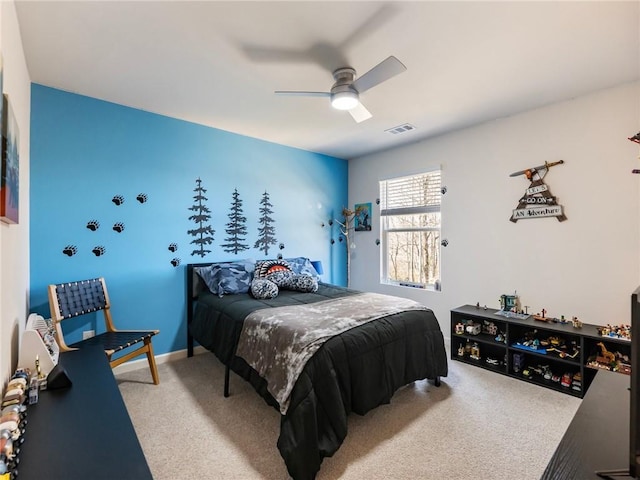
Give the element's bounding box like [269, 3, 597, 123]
[385, 123, 416, 135]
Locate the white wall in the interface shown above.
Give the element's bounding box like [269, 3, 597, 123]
[0, 1, 31, 385]
[349, 82, 640, 336]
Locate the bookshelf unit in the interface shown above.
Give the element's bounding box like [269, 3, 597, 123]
[451, 304, 631, 398]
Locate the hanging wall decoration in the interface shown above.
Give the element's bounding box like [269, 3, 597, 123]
[188, 178, 215, 257]
[509, 160, 566, 222]
[254, 190, 277, 255]
[86, 220, 100, 231]
[1, 94, 19, 224]
[354, 202, 372, 231]
[336, 205, 366, 287]
[63, 191, 144, 258]
[221, 188, 249, 254]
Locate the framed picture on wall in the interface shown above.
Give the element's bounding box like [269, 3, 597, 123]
[1, 94, 19, 224]
[354, 202, 372, 231]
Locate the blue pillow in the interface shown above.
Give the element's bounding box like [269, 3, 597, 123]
[285, 257, 320, 280]
[196, 260, 255, 297]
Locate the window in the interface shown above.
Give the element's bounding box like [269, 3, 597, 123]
[380, 170, 441, 289]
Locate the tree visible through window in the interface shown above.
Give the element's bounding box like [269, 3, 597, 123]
[380, 170, 441, 289]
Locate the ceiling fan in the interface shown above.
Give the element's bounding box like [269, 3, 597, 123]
[275, 56, 407, 123]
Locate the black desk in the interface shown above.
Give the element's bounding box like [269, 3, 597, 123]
[17, 347, 153, 480]
[542, 370, 631, 479]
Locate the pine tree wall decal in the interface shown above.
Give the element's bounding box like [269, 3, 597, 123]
[187, 178, 215, 257]
[221, 188, 249, 254]
[254, 190, 277, 255]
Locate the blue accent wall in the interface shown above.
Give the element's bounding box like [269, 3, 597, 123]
[30, 84, 348, 356]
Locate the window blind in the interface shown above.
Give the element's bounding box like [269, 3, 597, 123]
[380, 171, 441, 216]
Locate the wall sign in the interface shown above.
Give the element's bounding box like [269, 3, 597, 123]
[509, 160, 566, 222]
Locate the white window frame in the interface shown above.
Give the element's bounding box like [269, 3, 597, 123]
[379, 169, 442, 290]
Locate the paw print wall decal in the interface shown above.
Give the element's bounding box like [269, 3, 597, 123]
[62, 245, 77, 257]
[92, 246, 106, 257]
[112, 195, 125, 206]
[86, 220, 100, 231]
[168, 243, 178, 252]
[136, 193, 148, 204]
[112, 222, 125, 233]
[170, 258, 181, 267]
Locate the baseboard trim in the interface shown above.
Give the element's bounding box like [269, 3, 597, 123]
[112, 345, 208, 375]
[114, 335, 452, 375]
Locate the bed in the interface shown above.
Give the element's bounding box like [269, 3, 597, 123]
[186, 260, 448, 480]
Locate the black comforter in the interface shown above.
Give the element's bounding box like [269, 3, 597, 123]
[189, 283, 448, 480]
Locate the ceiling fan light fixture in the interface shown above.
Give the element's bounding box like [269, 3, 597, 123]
[331, 90, 359, 110]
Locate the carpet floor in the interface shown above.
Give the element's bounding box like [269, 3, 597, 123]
[117, 352, 581, 480]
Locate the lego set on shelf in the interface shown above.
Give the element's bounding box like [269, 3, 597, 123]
[451, 303, 631, 398]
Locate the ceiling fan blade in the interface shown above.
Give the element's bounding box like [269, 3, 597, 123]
[348, 102, 372, 123]
[275, 91, 331, 97]
[352, 56, 407, 94]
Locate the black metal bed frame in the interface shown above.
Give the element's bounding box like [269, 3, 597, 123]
[186, 262, 232, 397]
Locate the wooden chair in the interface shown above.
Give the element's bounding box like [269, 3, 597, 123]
[48, 277, 160, 384]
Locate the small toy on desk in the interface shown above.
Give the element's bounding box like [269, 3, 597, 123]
[512, 353, 524, 373]
[586, 342, 632, 374]
[0, 367, 33, 479]
[595, 342, 616, 364]
[470, 342, 481, 360]
[35, 355, 47, 391]
[485, 357, 500, 367]
[571, 316, 583, 328]
[597, 323, 631, 340]
[534, 308, 553, 322]
[465, 323, 481, 335]
[500, 293, 519, 313]
[495, 292, 530, 319]
[571, 372, 582, 392]
[482, 321, 498, 336]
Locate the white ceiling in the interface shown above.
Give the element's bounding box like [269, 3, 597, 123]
[14, 1, 640, 160]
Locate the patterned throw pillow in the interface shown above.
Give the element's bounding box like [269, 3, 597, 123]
[266, 270, 296, 288]
[250, 278, 279, 299]
[196, 260, 255, 297]
[266, 270, 318, 293]
[255, 259, 292, 278]
[285, 257, 321, 280]
[288, 274, 319, 293]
